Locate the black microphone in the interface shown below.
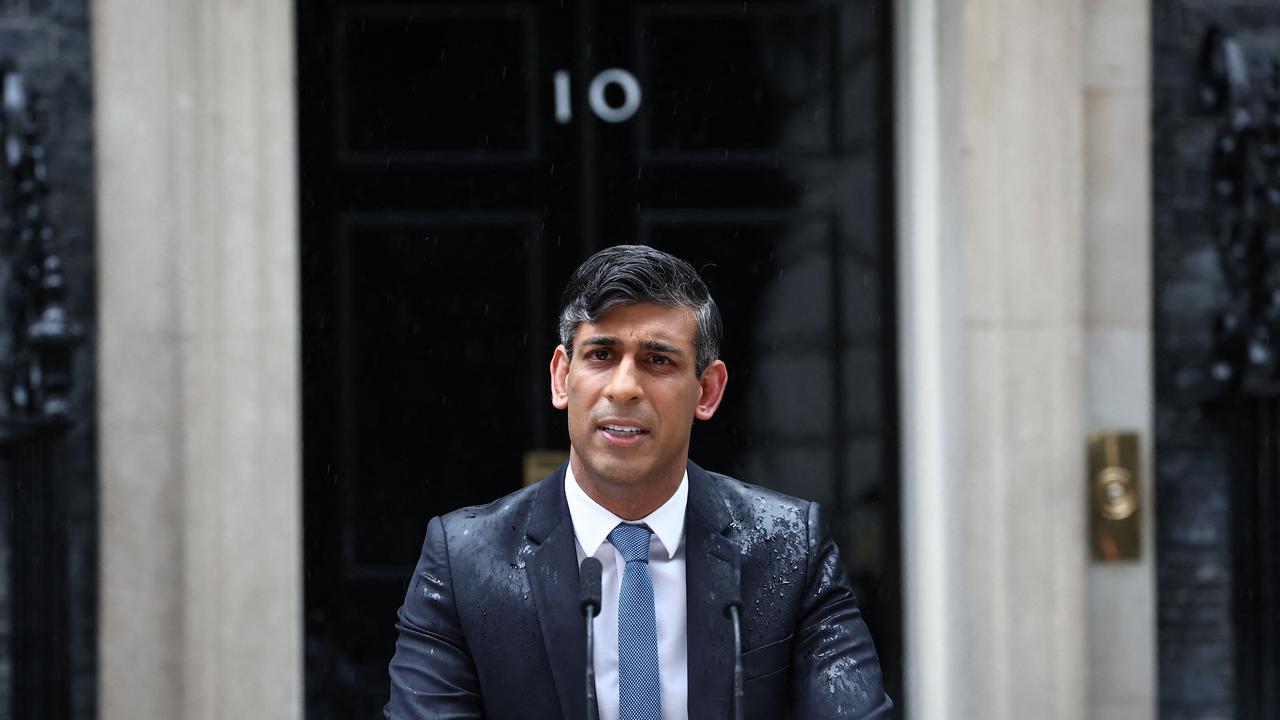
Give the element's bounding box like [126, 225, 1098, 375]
[721, 577, 745, 720]
[579, 557, 603, 720]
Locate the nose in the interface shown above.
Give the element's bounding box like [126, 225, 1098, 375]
[604, 356, 644, 404]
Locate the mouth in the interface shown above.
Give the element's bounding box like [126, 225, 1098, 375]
[597, 420, 650, 444]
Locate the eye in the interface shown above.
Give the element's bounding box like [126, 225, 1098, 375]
[589, 348, 611, 361]
[650, 355, 671, 365]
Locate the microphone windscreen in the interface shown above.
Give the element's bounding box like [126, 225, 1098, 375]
[716, 569, 744, 616]
[579, 557, 603, 614]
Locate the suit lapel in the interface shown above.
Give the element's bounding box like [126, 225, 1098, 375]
[525, 461, 740, 719]
[685, 462, 740, 720]
[524, 464, 586, 720]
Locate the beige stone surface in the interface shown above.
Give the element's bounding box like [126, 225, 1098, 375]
[899, 0, 1090, 717]
[1081, 1, 1155, 718]
[961, 324, 1088, 720]
[1085, 0, 1150, 90]
[958, 0, 1085, 327]
[957, 0, 1089, 713]
[94, 0, 184, 714]
[1088, 563, 1157, 703]
[94, 0, 301, 718]
[1085, 88, 1151, 326]
[1093, 699, 1154, 720]
[1086, 327, 1152, 430]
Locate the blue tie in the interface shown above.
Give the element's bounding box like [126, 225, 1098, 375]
[608, 523, 661, 720]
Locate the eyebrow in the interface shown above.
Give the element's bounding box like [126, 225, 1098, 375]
[640, 340, 685, 356]
[578, 336, 687, 357]
[579, 336, 617, 348]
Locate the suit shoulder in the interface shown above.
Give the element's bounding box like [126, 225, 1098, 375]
[699, 470, 814, 547]
[703, 469, 813, 514]
[698, 470, 818, 595]
[437, 480, 541, 538]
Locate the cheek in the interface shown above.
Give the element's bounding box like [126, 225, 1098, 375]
[659, 389, 702, 424]
[566, 379, 597, 414]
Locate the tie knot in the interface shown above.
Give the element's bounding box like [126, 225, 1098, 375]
[608, 523, 653, 564]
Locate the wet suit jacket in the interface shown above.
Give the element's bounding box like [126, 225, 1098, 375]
[384, 461, 894, 719]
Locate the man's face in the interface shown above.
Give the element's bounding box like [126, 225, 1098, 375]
[550, 302, 727, 493]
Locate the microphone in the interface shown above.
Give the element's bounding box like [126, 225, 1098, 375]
[579, 557, 603, 720]
[720, 576, 745, 720]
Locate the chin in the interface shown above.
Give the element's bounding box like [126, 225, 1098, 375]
[595, 460, 647, 485]
[582, 454, 651, 487]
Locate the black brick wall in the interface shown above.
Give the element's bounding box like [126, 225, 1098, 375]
[1154, 2, 1280, 718]
[0, 0, 96, 718]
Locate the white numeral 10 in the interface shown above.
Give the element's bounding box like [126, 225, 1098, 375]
[554, 68, 643, 124]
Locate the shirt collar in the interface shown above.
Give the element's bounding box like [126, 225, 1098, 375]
[564, 462, 688, 561]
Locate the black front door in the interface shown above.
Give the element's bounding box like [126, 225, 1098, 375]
[298, 1, 899, 715]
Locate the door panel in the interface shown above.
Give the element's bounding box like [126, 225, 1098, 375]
[298, 1, 898, 715]
[339, 216, 547, 577]
[336, 6, 541, 162]
[636, 6, 838, 158]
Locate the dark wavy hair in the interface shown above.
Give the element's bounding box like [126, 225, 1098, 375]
[558, 245, 722, 377]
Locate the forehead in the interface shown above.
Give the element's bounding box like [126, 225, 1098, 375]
[576, 303, 697, 348]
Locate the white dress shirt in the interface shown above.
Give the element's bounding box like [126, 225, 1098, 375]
[565, 465, 689, 720]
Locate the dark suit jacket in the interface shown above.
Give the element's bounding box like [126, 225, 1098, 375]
[385, 461, 893, 719]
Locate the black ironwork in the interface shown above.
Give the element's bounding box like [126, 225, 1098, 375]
[0, 60, 83, 719]
[0, 62, 82, 428]
[1199, 27, 1280, 720]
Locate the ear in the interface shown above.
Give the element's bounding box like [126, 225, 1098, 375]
[550, 344, 571, 410]
[693, 359, 728, 421]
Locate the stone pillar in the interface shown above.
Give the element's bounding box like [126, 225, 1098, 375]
[1082, 1, 1155, 719]
[92, 0, 301, 717]
[898, 0, 1088, 717]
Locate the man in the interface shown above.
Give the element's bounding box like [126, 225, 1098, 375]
[385, 245, 892, 719]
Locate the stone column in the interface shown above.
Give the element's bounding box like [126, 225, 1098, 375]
[1083, 1, 1155, 718]
[898, 0, 1088, 717]
[92, 0, 301, 717]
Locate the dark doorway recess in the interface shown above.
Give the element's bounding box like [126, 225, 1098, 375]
[1226, 401, 1280, 720]
[297, 1, 900, 715]
[1153, 20, 1280, 719]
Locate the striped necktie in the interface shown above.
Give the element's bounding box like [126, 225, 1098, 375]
[608, 522, 661, 720]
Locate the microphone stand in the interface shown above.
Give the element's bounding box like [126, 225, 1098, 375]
[579, 557, 602, 720]
[728, 602, 744, 720]
[585, 603, 599, 720]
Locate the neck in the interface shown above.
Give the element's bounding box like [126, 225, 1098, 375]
[569, 452, 685, 520]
